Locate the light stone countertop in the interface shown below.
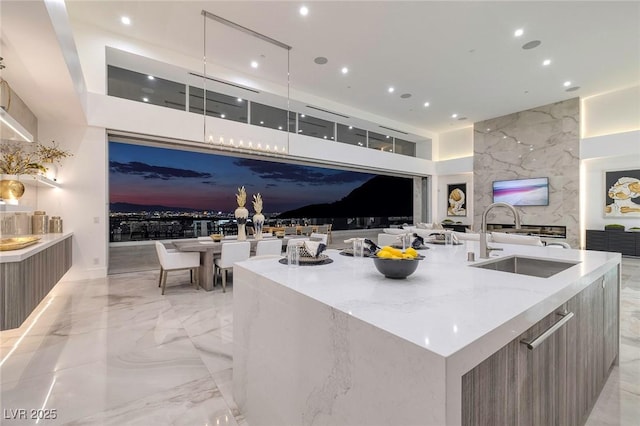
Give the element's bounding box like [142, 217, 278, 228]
[0, 231, 73, 263]
[236, 242, 621, 359]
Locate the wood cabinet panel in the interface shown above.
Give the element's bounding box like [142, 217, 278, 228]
[462, 265, 619, 426]
[517, 311, 568, 426]
[603, 266, 620, 371]
[565, 277, 603, 426]
[461, 337, 520, 426]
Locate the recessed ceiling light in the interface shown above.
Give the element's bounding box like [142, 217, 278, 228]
[388, 87, 395, 93]
[221, 114, 226, 118]
[121, 16, 131, 25]
[423, 102, 430, 107]
[341, 67, 349, 74]
[514, 28, 524, 37]
[563, 81, 571, 87]
[486, 128, 491, 131]
[251, 61, 259, 68]
[542, 59, 551, 66]
[299, 6, 309, 16]
[142, 97, 149, 102]
[451, 113, 458, 118]
[147, 75, 154, 80]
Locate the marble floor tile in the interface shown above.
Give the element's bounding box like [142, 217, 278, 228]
[1, 257, 638, 425]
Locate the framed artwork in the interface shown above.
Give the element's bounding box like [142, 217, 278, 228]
[447, 183, 467, 217]
[604, 169, 640, 217]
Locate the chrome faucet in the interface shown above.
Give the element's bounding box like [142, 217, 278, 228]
[479, 202, 522, 258]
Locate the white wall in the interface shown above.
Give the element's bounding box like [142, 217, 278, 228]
[581, 130, 640, 235]
[582, 85, 640, 138]
[435, 127, 473, 161]
[37, 122, 108, 280]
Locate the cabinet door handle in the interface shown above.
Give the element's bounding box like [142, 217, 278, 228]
[520, 311, 574, 350]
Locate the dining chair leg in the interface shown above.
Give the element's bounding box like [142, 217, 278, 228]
[222, 269, 227, 293]
[158, 267, 163, 288]
[161, 270, 168, 295]
[190, 269, 193, 283]
[214, 265, 219, 287]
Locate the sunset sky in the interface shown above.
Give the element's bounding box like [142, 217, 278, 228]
[109, 141, 376, 213]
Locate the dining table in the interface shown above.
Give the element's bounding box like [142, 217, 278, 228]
[172, 236, 305, 291]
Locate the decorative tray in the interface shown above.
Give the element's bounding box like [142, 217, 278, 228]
[0, 236, 42, 251]
[279, 254, 333, 266]
[339, 248, 375, 257]
[425, 238, 463, 245]
[391, 244, 430, 250]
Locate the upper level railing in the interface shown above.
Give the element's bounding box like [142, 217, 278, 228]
[107, 65, 419, 157]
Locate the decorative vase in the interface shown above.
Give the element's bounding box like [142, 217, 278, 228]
[0, 175, 25, 205]
[235, 206, 249, 241]
[253, 213, 265, 240]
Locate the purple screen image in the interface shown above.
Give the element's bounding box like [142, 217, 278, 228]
[493, 178, 549, 206]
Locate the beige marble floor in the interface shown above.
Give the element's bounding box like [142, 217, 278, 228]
[1, 257, 638, 425]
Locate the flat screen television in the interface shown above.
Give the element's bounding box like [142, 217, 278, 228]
[492, 177, 549, 206]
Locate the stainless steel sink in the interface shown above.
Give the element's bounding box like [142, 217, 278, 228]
[471, 255, 579, 278]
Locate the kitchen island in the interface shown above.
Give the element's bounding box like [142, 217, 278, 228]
[0, 232, 73, 330]
[232, 242, 620, 425]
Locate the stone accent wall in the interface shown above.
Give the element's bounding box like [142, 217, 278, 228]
[473, 98, 580, 247]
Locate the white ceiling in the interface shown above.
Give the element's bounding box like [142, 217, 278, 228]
[3, 1, 640, 136]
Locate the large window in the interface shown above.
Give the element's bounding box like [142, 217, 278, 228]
[107, 66, 185, 110]
[109, 140, 413, 241]
[250, 102, 295, 132]
[337, 124, 367, 147]
[297, 114, 334, 140]
[368, 131, 394, 152]
[188, 87, 247, 123]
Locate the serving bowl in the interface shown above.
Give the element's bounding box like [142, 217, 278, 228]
[373, 257, 422, 279]
[210, 234, 223, 242]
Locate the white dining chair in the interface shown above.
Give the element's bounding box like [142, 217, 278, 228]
[214, 241, 250, 292]
[377, 233, 400, 247]
[309, 232, 328, 244]
[255, 239, 283, 257]
[287, 237, 309, 247]
[284, 226, 298, 235]
[155, 241, 200, 295]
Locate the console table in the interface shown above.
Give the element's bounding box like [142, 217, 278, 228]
[487, 223, 567, 239]
[586, 229, 640, 257]
[0, 233, 73, 330]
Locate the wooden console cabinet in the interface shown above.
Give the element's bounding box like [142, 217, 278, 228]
[586, 229, 639, 257]
[0, 235, 72, 330]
